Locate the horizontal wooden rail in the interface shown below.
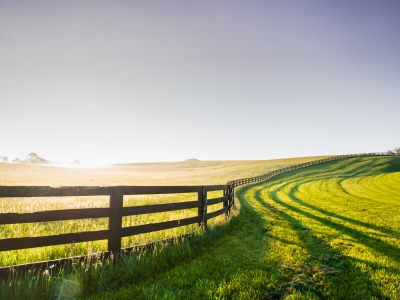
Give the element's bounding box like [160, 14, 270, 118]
[207, 195, 228, 205]
[0, 230, 109, 251]
[121, 216, 200, 237]
[121, 201, 198, 216]
[122, 186, 202, 195]
[0, 207, 111, 225]
[0, 186, 112, 197]
[204, 184, 230, 192]
[207, 207, 229, 220]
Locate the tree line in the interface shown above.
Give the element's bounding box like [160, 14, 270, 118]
[0, 153, 48, 164]
[387, 147, 400, 155]
[0, 153, 81, 165]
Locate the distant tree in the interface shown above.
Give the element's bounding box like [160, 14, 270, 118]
[0, 156, 8, 162]
[12, 158, 22, 163]
[23, 152, 48, 164]
[73, 159, 80, 165]
[185, 158, 200, 162]
[388, 148, 400, 155]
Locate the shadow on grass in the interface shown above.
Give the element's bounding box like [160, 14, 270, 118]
[227, 157, 400, 298]
[267, 158, 400, 265]
[0, 215, 244, 299]
[286, 184, 400, 237]
[79, 192, 278, 299]
[236, 180, 386, 299]
[379, 156, 400, 173]
[269, 184, 400, 261]
[270, 157, 400, 238]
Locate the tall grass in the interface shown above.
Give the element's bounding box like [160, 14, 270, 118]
[0, 191, 226, 267]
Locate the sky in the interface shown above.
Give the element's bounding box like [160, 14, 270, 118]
[1, 0, 399, 165]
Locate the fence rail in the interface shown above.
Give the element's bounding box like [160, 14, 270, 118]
[0, 152, 398, 278]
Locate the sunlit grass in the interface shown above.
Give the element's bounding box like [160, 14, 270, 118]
[0, 191, 227, 267]
[239, 156, 400, 299]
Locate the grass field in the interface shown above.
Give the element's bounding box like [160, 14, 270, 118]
[238, 156, 400, 299]
[81, 156, 400, 300]
[2, 155, 399, 299]
[0, 156, 327, 299]
[0, 157, 326, 268]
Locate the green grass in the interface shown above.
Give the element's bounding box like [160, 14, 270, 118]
[79, 156, 400, 299]
[240, 156, 400, 299]
[2, 156, 399, 299]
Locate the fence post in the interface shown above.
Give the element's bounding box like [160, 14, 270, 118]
[223, 188, 229, 215]
[231, 184, 235, 208]
[108, 186, 123, 255]
[198, 190, 203, 226]
[201, 186, 208, 230]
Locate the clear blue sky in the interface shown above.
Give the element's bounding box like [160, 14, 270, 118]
[1, 0, 399, 164]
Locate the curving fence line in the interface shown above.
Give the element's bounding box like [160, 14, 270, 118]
[0, 152, 398, 278]
[229, 152, 398, 189]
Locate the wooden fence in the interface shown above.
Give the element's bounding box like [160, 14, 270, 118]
[228, 152, 397, 188]
[0, 184, 233, 278]
[0, 152, 397, 278]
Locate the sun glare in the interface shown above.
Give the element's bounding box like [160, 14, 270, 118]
[49, 162, 109, 169]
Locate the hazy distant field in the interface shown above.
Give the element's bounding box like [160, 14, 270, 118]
[0, 157, 330, 186]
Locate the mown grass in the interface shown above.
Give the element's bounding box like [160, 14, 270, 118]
[250, 156, 400, 299]
[76, 156, 400, 299]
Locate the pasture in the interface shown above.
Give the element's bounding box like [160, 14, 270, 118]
[237, 156, 400, 299]
[2, 155, 399, 299]
[85, 156, 400, 299]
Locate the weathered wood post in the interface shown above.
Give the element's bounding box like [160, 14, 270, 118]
[108, 187, 123, 257]
[198, 189, 203, 226]
[223, 187, 229, 215]
[230, 183, 235, 208]
[201, 186, 208, 230]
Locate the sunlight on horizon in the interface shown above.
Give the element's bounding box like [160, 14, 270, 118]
[48, 162, 110, 169]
